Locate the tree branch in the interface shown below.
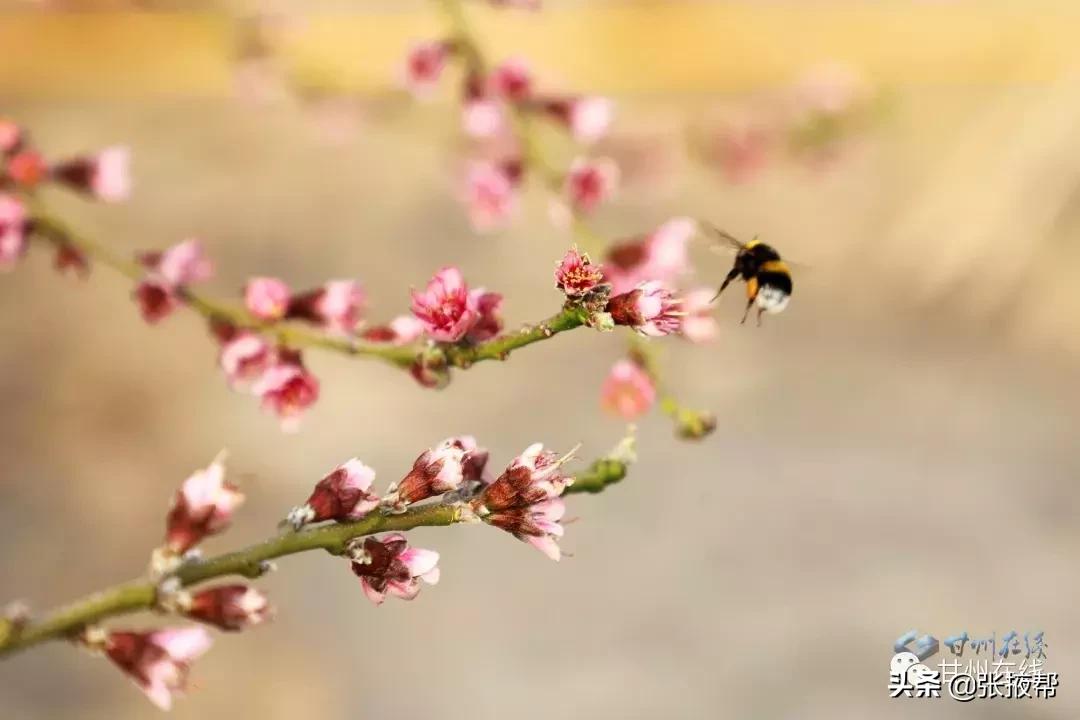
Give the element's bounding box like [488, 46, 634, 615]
[0, 457, 629, 659]
[26, 210, 609, 377]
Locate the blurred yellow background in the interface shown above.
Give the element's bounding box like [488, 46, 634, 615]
[2, 1, 1080, 719]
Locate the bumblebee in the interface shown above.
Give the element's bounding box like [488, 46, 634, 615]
[702, 226, 793, 325]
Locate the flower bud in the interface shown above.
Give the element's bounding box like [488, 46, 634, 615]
[362, 315, 426, 345]
[51, 146, 131, 202]
[466, 289, 503, 341]
[541, 96, 613, 144]
[474, 444, 574, 561]
[477, 443, 571, 512]
[97, 627, 212, 710]
[385, 436, 487, 509]
[244, 277, 291, 321]
[0, 118, 24, 155]
[489, 58, 533, 101]
[218, 332, 274, 388]
[350, 534, 440, 605]
[461, 160, 521, 233]
[6, 150, 47, 188]
[134, 239, 213, 323]
[183, 585, 272, 632]
[402, 40, 452, 97]
[564, 156, 619, 214]
[0, 194, 28, 272]
[287, 279, 366, 334]
[252, 355, 320, 432]
[287, 458, 379, 529]
[164, 455, 244, 556]
[606, 281, 683, 337]
[600, 359, 656, 420]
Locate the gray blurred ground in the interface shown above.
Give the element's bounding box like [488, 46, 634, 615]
[2, 85, 1080, 719]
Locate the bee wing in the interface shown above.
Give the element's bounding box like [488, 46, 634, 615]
[696, 220, 746, 254]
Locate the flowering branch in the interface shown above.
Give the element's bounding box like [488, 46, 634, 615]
[0, 437, 634, 672]
[0, 502, 459, 659]
[28, 211, 414, 367]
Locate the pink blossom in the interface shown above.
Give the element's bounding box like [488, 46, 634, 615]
[462, 97, 507, 138]
[478, 443, 571, 511]
[244, 277, 291, 321]
[184, 585, 272, 632]
[607, 281, 683, 337]
[154, 239, 213, 286]
[0, 194, 28, 272]
[103, 627, 213, 710]
[564, 156, 619, 214]
[410, 356, 450, 389]
[361, 315, 426, 345]
[133, 280, 177, 323]
[711, 113, 773, 184]
[679, 288, 719, 343]
[133, 240, 213, 323]
[0, 118, 22, 154]
[542, 96, 613, 144]
[466, 289, 503, 341]
[6, 150, 47, 188]
[402, 40, 451, 97]
[476, 443, 572, 561]
[51, 145, 131, 202]
[489, 58, 533, 101]
[218, 333, 273, 388]
[455, 435, 491, 485]
[252, 358, 320, 432]
[600, 359, 656, 419]
[603, 217, 695, 294]
[164, 456, 244, 555]
[410, 266, 480, 342]
[462, 160, 520, 232]
[54, 243, 90, 278]
[287, 458, 380, 529]
[350, 534, 440, 605]
[386, 436, 486, 509]
[287, 280, 366, 334]
[554, 246, 603, 297]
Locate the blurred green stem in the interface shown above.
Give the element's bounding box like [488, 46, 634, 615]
[0, 455, 630, 659]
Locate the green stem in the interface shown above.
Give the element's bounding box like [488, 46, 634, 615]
[566, 458, 629, 495]
[26, 209, 602, 374]
[0, 450, 634, 659]
[442, 305, 587, 367]
[0, 503, 462, 658]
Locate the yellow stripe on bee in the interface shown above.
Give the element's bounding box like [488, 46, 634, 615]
[744, 239, 761, 250]
[746, 276, 759, 299]
[759, 260, 790, 274]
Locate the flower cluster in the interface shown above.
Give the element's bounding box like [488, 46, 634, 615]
[469, 443, 574, 561]
[244, 277, 366, 335]
[401, 19, 617, 232]
[0, 119, 130, 271]
[282, 437, 575, 608]
[81, 458, 272, 710]
[9, 436, 635, 711]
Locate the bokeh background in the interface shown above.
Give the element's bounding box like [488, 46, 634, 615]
[3, 1, 1080, 718]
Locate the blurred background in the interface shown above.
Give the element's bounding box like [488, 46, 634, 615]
[3, 1, 1080, 718]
